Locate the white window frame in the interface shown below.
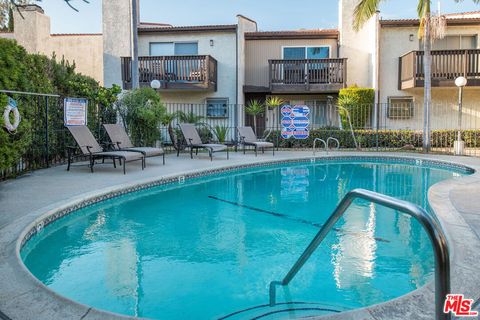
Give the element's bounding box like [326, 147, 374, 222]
[206, 98, 229, 119]
[149, 41, 199, 56]
[281, 45, 332, 59]
[387, 96, 415, 120]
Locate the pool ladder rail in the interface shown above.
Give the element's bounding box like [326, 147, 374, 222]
[269, 188, 451, 320]
[313, 137, 340, 156]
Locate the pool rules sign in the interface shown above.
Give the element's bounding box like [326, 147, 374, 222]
[64, 98, 88, 126]
[281, 105, 310, 139]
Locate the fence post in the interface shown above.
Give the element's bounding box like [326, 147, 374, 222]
[45, 96, 50, 168]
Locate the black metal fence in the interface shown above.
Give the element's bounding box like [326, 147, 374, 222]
[2, 96, 480, 180]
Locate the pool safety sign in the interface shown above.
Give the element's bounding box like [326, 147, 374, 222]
[281, 105, 310, 139]
[64, 98, 88, 126]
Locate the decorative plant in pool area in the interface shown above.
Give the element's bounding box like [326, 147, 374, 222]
[337, 86, 374, 129]
[117, 88, 166, 147]
[213, 125, 229, 143]
[245, 100, 265, 135]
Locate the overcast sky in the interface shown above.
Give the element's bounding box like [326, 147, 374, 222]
[38, 0, 480, 34]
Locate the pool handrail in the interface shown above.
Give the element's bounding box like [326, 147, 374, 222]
[313, 138, 327, 156]
[269, 188, 451, 320]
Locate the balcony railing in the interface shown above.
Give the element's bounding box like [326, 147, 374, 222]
[121, 55, 217, 91]
[269, 58, 347, 93]
[399, 49, 480, 89]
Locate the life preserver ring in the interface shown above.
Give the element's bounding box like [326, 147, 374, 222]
[3, 102, 20, 132]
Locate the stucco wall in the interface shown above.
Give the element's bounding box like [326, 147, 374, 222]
[378, 25, 480, 129]
[339, 0, 377, 88]
[12, 7, 104, 84]
[138, 31, 238, 105]
[103, 0, 132, 88]
[245, 38, 338, 88]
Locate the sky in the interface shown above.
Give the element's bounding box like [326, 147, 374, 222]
[39, 0, 480, 34]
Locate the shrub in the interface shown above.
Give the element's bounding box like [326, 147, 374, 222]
[117, 88, 166, 147]
[338, 86, 375, 129]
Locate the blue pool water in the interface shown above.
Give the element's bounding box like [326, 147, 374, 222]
[21, 159, 469, 319]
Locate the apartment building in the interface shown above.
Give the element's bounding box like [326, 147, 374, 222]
[0, 5, 103, 84]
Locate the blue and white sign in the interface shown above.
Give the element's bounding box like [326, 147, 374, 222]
[280, 105, 310, 140]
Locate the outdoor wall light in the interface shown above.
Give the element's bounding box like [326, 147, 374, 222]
[454, 76, 467, 155]
[150, 79, 161, 90]
[409, 34, 414, 42]
[210, 39, 214, 47]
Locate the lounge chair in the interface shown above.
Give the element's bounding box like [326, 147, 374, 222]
[178, 123, 229, 161]
[238, 126, 275, 156]
[103, 124, 165, 166]
[67, 126, 144, 174]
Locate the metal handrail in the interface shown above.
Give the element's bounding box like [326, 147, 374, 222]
[269, 189, 451, 320]
[313, 138, 327, 156]
[327, 137, 340, 150]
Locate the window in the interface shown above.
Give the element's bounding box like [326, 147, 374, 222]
[282, 46, 330, 59]
[206, 98, 228, 118]
[387, 97, 414, 119]
[425, 35, 477, 50]
[149, 42, 198, 56]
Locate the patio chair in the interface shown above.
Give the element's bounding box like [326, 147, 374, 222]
[103, 124, 165, 166]
[67, 126, 144, 174]
[238, 126, 275, 156]
[178, 123, 229, 161]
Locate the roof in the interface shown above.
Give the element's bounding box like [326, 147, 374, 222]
[138, 24, 237, 33]
[51, 33, 102, 37]
[139, 22, 173, 28]
[245, 29, 339, 40]
[381, 11, 480, 27]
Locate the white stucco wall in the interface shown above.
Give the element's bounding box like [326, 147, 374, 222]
[378, 24, 480, 129]
[338, 0, 377, 88]
[103, 0, 132, 88]
[138, 31, 238, 105]
[11, 6, 103, 84]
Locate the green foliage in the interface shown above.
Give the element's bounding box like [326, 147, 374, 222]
[338, 86, 375, 129]
[265, 96, 284, 110]
[245, 99, 265, 116]
[176, 111, 204, 124]
[266, 128, 480, 149]
[0, 38, 120, 174]
[213, 125, 229, 143]
[117, 88, 166, 147]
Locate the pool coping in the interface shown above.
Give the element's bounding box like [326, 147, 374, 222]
[2, 153, 480, 320]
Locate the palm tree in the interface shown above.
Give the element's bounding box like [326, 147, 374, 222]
[245, 100, 265, 135]
[353, 0, 477, 151]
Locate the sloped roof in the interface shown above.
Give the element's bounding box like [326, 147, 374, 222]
[245, 29, 339, 40]
[138, 24, 237, 33]
[381, 11, 480, 27]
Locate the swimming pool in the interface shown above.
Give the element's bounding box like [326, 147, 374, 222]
[20, 158, 470, 319]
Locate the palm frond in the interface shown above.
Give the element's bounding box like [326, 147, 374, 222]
[353, 0, 381, 31]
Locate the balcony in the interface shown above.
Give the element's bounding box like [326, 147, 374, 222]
[121, 55, 217, 91]
[399, 49, 480, 90]
[268, 58, 347, 93]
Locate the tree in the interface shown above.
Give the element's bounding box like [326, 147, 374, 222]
[1, 0, 89, 30]
[353, 0, 478, 151]
[245, 100, 265, 135]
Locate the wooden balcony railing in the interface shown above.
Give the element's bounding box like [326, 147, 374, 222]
[269, 58, 347, 93]
[399, 49, 480, 89]
[121, 55, 217, 91]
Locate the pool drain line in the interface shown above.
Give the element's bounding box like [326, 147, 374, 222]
[208, 195, 390, 243]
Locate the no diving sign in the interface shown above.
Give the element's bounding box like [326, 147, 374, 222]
[281, 105, 310, 139]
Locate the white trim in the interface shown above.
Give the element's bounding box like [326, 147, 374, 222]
[149, 41, 199, 56]
[280, 45, 332, 59]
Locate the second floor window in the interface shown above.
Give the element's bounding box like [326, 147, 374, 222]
[421, 35, 477, 50]
[150, 42, 199, 56]
[283, 46, 330, 60]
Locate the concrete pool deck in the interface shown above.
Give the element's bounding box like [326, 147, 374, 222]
[0, 151, 479, 320]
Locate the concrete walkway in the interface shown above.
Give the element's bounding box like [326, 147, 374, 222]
[1, 151, 480, 320]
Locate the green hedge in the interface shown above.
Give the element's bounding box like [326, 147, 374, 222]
[266, 129, 480, 149]
[338, 86, 375, 129]
[0, 39, 120, 174]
